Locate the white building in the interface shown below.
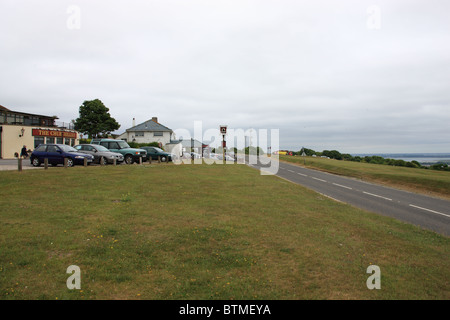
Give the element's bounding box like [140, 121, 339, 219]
[165, 138, 209, 157]
[118, 117, 175, 147]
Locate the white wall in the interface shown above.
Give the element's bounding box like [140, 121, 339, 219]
[120, 131, 172, 146]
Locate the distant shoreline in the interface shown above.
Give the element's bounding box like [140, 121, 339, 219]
[352, 153, 450, 165]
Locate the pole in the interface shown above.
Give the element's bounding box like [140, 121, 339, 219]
[191, 138, 194, 164]
[222, 135, 225, 164]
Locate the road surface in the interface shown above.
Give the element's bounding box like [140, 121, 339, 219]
[249, 160, 450, 236]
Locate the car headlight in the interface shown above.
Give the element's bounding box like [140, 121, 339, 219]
[75, 156, 84, 159]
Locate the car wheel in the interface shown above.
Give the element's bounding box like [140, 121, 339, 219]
[32, 157, 41, 167]
[66, 158, 74, 167]
[160, 156, 167, 162]
[100, 157, 107, 165]
[124, 155, 134, 164]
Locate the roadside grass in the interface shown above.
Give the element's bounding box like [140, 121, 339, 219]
[0, 163, 449, 300]
[279, 155, 450, 200]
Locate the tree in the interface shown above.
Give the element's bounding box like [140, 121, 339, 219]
[322, 150, 342, 160]
[73, 99, 120, 138]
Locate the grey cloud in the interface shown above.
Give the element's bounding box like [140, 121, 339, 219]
[0, 0, 449, 153]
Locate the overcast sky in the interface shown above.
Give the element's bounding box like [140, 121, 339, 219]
[1, 0, 449, 153]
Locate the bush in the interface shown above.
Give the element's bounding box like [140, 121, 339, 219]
[79, 138, 91, 144]
[128, 141, 163, 149]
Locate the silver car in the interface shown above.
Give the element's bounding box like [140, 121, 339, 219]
[74, 144, 124, 165]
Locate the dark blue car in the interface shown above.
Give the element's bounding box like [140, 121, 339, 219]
[30, 144, 94, 167]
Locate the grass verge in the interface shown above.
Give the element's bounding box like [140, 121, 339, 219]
[279, 155, 450, 200]
[0, 163, 449, 299]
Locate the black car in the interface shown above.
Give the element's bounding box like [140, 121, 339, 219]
[30, 144, 94, 167]
[141, 146, 173, 162]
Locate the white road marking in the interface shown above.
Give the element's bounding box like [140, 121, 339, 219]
[363, 191, 392, 201]
[319, 193, 344, 203]
[312, 177, 327, 182]
[288, 169, 295, 173]
[332, 183, 352, 190]
[409, 204, 450, 218]
[297, 172, 308, 177]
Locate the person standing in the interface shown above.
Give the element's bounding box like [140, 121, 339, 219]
[21, 145, 28, 159]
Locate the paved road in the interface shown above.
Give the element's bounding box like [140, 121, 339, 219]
[249, 160, 450, 236]
[0, 158, 41, 171]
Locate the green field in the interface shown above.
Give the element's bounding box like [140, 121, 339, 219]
[280, 155, 450, 200]
[0, 163, 449, 300]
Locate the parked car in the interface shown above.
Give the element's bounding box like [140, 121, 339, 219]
[141, 146, 173, 162]
[30, 144, 94, 167]
[74, 144, 124, 165]
[191, 152, 202, 159]
[206, 153, 220, 160]
[91, 139, 147, 164]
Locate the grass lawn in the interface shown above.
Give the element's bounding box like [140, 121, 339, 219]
[0, 163, 449, 300]
[279, 155, 450, 200]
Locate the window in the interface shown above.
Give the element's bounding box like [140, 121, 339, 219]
[47, 145, 59, 153]
[135, 132, 144, 137]
[35, 145, 46, 152]
[56, 137, 63, 144]
[34, 137, 45, 148]
[15, 115, 24, 124]
[46, 137, 55, 144]
[7, 113, 15, 124]
[64, 139, 70, 145]
[154, 132, 163, 136]
[109, 142, 120, 149]
[31, 117, 40, 125]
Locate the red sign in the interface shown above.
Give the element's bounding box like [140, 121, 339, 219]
[32, 129, 77, 139]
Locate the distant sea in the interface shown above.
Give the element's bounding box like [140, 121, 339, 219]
[352, 153, 450, 165]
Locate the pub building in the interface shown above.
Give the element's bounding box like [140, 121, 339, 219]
[0, 105, 80, 159]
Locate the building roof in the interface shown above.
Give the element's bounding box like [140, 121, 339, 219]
[127, 118, 172, 132]
[0, 104, 58, 119]
[167, 139, 207, 148]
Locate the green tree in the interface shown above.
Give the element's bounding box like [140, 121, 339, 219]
[322, 150, 342, 160]
[74, 99, 120, 138]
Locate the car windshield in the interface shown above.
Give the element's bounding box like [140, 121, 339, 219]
[59, 145, 78, 152]
[95, 145, 110, 152]
[117, 141, 130, 149]
[152, 147, 164, 152]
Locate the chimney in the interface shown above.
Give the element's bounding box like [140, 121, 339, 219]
[152, 117, 158, 123]
[132, 118, 136, 127]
